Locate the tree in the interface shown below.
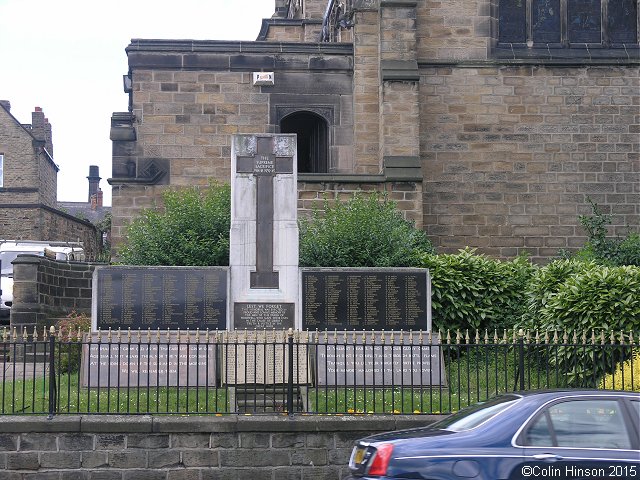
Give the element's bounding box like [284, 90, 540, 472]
[299, 192, 434, 267]
[118, 183, 230, 266]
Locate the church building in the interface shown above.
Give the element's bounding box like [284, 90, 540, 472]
[109, 0, 639, 262]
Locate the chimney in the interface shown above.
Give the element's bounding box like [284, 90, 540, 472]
[0, 100, 10, 112]
[31, 107, 46, 141]
[87, 165, 101, 202]
[90, 194, 97, 210]
[44, 117, 53, 157]
[97, 189, 103, 208]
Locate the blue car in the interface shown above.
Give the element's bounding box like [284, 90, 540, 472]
[346, 390, 640, 479]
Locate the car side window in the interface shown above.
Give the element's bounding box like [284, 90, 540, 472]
[546, 400, 631, 449]
[523, 412, 554, 446]
[631, 401, 640, 421]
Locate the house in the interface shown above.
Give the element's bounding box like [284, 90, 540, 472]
[0, 101, 100, 257]
[109, 0, 639, 262]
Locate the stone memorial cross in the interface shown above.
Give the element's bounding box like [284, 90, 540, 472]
[236, 136, 293, 289]
[229, 134, 299, 330]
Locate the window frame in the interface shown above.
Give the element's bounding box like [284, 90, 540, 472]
[518, 397, 634, 450]
[497, 0, 640, 50]
[0, 153, 4, 188]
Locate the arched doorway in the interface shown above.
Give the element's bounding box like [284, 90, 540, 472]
[280, 112, 328, 173]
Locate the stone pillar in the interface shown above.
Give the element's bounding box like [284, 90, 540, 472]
[379, 0, 421, 176]
[9, 255, 44, 360]
[352, 2, 382, 174]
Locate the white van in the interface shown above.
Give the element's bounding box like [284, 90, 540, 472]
[0, 241, 85, 323]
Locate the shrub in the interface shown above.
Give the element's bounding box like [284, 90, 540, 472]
[600, 354, 640, 392]
[299, 192, 434, 267]
[617, 232, 640, 266]
[118, 183, 231, 266]
[55, 311, 91, 374]
[533, 265, 640, 386]
[538, 265, 640, 332]
[520, 258, 599, 330]
[419, 248, 536, 332]
[571, 198, 640, 266]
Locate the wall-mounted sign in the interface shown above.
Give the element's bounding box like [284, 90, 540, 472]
[252, 72, 274, 86]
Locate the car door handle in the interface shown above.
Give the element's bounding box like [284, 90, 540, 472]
[532, 454, 563, 461]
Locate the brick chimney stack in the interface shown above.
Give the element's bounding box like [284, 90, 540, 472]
[31, 107, 54, 157]
[87, 165, 101, 202]
[90, 190, 104, 210]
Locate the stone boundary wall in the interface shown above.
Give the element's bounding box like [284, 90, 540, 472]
[10, 256, 105, 332]
[0, 414, 443, 479]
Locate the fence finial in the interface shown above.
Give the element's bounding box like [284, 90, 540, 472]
[1, 327, 7, 342]
[49, 325, 56, 337]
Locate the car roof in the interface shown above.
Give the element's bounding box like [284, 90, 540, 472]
[513, 389, 639, 399]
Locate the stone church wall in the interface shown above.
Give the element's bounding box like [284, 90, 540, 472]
[421, 65, 639, 258]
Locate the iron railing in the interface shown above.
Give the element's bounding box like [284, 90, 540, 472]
[0, 326, 637, 416]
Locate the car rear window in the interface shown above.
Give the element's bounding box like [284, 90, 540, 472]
[432, 395, 520, 432]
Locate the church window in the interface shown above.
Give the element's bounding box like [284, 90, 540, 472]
[499, 0, 638, 47]
[280, 112, 329, 174]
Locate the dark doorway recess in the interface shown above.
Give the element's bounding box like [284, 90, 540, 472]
[280, 112, 328, 173]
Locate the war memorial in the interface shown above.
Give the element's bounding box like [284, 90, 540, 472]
[87, 134, 439, 407]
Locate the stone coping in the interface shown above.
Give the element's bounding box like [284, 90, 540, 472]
[0, 414, 445, 434]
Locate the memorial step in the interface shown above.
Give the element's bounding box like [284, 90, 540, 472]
[234, 385, 305, 413]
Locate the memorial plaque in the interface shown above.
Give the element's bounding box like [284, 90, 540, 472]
[234, 303, 295, 330]
[499, 0, 527, 43]
[81, 331, 217, 388]
[302, 269, 430, 331]
[94, 267, 227, 331]
[533, 0, 561, 43]
[608, 0, 638, 43]
[568, 0, 601, 44]
[314, 332, 445, 387]
[221, 330, 310, 384]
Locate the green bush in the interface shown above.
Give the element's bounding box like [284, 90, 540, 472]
[299, 192, 434, 267]
[617, 232, 640, 266]
[570, 198, 640, 266]
[532, 265, 640, 386]
[419, 248, 536, 332]
[119, 183, 231, 266]
[520, 258, 599, 329]
[537, 265, 640, 333]
[55, 311, 91, 374]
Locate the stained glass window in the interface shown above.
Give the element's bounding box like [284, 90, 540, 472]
[532, 0, 562, 43]
[568, 0, 601, 43]
[499, 0, 527, 43]
[608, 0, 638, 43]
[498, 0, 639, 48]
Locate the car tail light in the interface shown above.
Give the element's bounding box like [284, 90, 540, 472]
[367, 443, 394, 476]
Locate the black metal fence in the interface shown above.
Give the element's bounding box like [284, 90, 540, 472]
[1, 327, 637, 416]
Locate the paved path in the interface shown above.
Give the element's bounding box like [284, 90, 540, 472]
[1, 362, 48, 381]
